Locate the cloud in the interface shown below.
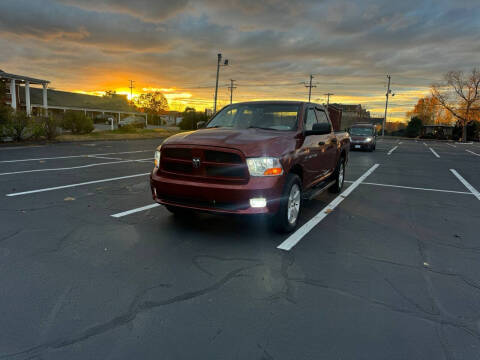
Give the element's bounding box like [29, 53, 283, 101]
[0, 0, 479, 118]
[55, 0, 188, 22]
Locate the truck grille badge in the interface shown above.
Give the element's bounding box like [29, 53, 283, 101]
[192, 157, 201, 168]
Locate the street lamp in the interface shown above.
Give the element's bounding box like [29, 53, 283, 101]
[213, 53, 229, 114]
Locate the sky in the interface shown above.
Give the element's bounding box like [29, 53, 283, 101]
[0, 0, 479, 121]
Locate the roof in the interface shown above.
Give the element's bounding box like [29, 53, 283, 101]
[0, 70, 49, 85]
[17, 86, 133, 111]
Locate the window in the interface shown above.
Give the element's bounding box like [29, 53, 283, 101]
[207, 103, 299, 131]
[315, 109, 330, 125]
[304, 108, 317, 131]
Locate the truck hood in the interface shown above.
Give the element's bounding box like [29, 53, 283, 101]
[162, 128, 297, 157]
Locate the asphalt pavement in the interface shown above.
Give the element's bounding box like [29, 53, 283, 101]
[1, 137, 479, 359]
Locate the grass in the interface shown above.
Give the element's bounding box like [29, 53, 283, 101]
[57, 128, 180, 142]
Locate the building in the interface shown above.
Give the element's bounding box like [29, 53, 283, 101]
[1, 69, 49, 116]
[1, 70, 146, 122]
[330, 103, 383, 129]
[422, 125, 454, 140]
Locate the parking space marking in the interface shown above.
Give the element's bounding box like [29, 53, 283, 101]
[0, 158, 152, 176]
[344, 181, 472, 195]
[429, 147, 440, 158]
[0, 150, 152, 163]
[466, 149, 480, 157]
[447, 143, 456, 148]
[450, 169, 480, 201]
[387, 146, 398, 155]
[111, 204, 160, 218]
[6, 172, 150, 197]
[277, 164, 380, 251]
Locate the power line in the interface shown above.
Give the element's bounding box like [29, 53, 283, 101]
[324, 93, 334, 106]
[305, 74, 316, 102]
[227, 79, 237, 104]
[128, 80, 135, 100]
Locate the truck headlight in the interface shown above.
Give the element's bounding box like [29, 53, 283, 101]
[365, 137, 373, 142]
[246, 157, 283, 176]
[154, 149, 161, 168]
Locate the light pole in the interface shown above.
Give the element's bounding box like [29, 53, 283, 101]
[213, 53, 229, 114]
[382, 75, 394, 136]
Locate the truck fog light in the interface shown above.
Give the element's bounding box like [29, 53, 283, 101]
[250, 198, 267, 208]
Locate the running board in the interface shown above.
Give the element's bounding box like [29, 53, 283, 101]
[303, 180, 336, 200]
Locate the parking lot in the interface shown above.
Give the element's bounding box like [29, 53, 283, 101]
[1, 137, 480, 359]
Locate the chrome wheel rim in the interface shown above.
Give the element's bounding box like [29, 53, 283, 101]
[339, 162, 344, 186]
[287, 184, 301, 225]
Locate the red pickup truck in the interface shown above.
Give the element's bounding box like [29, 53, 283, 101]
[150, 101, 350, 232]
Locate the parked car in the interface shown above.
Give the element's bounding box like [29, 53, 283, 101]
[118, 116, 145, 128]
[349, 123, 377, 151]
[150, 101, 350, 232]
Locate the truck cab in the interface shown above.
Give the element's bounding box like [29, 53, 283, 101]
[150, 101, 350, 232]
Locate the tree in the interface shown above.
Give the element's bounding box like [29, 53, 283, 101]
[406, 96, 454, 125]
[103, 90, 117, 97]
[137, 91, 169, 114]
[178, 108, 208, 130]
[405, 116, 423, 138]
[432, 68, 480, 142]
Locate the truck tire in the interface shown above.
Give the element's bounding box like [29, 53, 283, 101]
[330, 155, 346, 194]
[271, 173, 302, 233]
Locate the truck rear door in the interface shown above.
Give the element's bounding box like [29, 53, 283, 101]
[302, 106, 331, 187]
[315, 107, 337, 175]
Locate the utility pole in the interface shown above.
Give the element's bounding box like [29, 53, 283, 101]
[324, 93, 334, 107]
[228, 79, 237, 104]
[128, 80, 135, 102]
[382, 75, 392, 137]
[213, 53, 229, 114]
[305, 75, 316, 102]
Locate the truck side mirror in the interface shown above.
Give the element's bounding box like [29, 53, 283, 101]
[196, 121, 206, 129]
[306, 122, 331, 136]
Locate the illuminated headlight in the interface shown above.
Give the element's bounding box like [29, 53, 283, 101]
[365, 137, 373, 142]
[154, 149, 161, 168]
[250, 198, 267, 208]
[246, 157, 283, 176]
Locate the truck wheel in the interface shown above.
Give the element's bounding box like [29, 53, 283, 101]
[330, 156, 345, 194]
[271, 174, 302, 233]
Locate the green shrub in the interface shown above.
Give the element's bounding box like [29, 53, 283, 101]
[62, 111, 94, 134]
[116, 124, 139, 133]
[30, 117, 46, 140]
[6, 111, 31, 141]
[43, 116, 59, 140]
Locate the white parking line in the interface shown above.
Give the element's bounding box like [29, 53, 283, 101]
[277, 164, 380, 251]
[344, 181, 472, 195]
[111, 203, 160, 218]
[447, 143, 456, 148]
[0, 150, 152, 163]
[450, 169, 480, 201]
[429, 147, 440, 158]
[466, 149, 480, 157]
[0, 158, 152, 176]
[6, 172, 150, 197]
[423, 142, 427, 146]
[387, 146, 398, 155]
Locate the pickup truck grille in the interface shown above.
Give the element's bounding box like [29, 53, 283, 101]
[160, 146, 248, 183]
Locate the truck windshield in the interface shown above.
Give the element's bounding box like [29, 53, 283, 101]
[350, 127, 374, 136]
[207, 103, 300, 131]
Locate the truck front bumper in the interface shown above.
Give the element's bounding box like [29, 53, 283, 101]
[150, 169, 285, 215]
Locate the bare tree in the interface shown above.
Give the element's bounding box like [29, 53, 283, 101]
[432, 68, 480, 142]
